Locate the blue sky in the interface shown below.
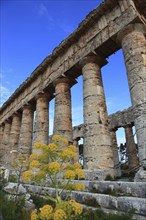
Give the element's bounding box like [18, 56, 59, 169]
[0, 0, 133, 145]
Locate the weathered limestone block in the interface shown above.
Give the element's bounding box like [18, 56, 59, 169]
[19, 105, 33, 155]
[25, 184, 146, 217]
[124, 124, 139, 170]
[33, 93, 49, 145]
[80, 55, 114, 178]
[117, 23, 146, 180]
[53, 77, 74, 143]
[1, 120, 11, 166]
[9, 112, 21, 165]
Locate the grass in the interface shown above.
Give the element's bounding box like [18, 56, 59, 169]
[0, 190, 30, 220]
[74, 208, 135, 220]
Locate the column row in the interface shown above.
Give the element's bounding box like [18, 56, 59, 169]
[0, 22, 145, 181]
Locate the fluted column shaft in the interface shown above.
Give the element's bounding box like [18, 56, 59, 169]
[9, 113, 21, 166]
[33, 93, 49, 145]
[19, 105, 33, 155]
[110, 129, 120, 167]
[53, 77, 73, 142]
[73, 138, 79, 162]
[117, 23, 146, 169]
[81, 55, 114, 174]
[110, 128, 121, 176]
[0, 124, 4, 145]
[1, 120, 11, 166]
[124, 125, 139, 170]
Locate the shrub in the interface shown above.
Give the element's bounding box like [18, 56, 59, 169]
[22, 135, 85, 220]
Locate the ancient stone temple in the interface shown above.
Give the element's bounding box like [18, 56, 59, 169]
[0, 0, 145, 181]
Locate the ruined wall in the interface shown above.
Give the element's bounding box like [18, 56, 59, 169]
[73, 107, 134, 140]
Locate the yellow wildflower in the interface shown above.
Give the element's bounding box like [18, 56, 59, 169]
[61, 137, 68, 145]
[52, 135, 62, 141]
[75, 169, 85, 179]
[72, 183, 85, 191]
[68, 145, 77, 152]
[55, 201, 72, 217]
[35, 170, 46, 181]
[30, 153, 39, 161]
[63, 170, 75, 180]
[65, 164, 74, 170]
[48, 162, 61, 173]
[52, 135, 68, 145]
[74, 162, 82, 169]
[31, 210, 38, 220]
[68, 200, 83, 215]
[22, 171, 33, 182]
[62, 149, 77, 160]
[47, 143, 58, 151]
[39, 204, 53, 219]
[54, 209, 67, 220]
[34, 142, 46, 149]
[29, 160, 39, 169]
[40, 164, 48, 171]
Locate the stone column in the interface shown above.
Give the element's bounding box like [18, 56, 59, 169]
[110, 128, 121, 176]
[1, 120, 11, 167]
[19, 105, 33, 156]
[53, 77, 73, 143]
[80, 55, 114, 179]
[124, 125, 139, 170]
[73, 138, 79, 162]
[117, 23, 146, 180]
[33, 93, 49, 145]
[0, 124, 4, 145]
[9, 112, 21, 166]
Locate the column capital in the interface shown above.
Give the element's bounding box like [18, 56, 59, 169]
[22, 103, 33, 111]
[117, 23, 146, 45]
[5, 118, 11, 124]
[123, 123, 133, 129]
[109, 127, 118, 132]
[53, 76, 77, 88]
[12, 111, 21, 118]
[79, 54, 108, 68]
[35, 92, 50, 101]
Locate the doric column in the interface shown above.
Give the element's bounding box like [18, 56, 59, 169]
[53, 77, 74, 143]
[80, 54, 114, 179]
[1, 120, 11, 167]
[0, 124, 4, 145]
[110, 128, 121, 176]
[110, 128, 119, 166]
[117, 23, 146, 180]
[33, 93, 49, 145]
[9, 112, 21, 166]
[19, 105, 33, 156]
[124, 125, 139, 170]
[73, 138, 79, 162]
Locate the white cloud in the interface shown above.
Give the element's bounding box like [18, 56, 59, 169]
[0, 86, 12, 107]
[0, 68, 15, 107]
[35, 3, 54, 22]
[38, 3, 48, 16]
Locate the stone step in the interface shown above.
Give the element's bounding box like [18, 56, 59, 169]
[76, 180, 146, 198]
[25, 184, 146, 217]
[47, 179, 146, 198]
[82, 204, 146, 220]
